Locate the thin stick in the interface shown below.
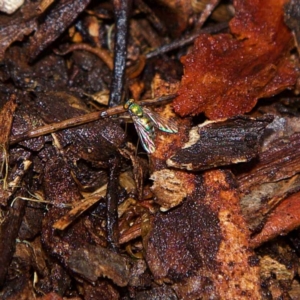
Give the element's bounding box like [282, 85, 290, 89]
[106, 156, 121, 251]
[9, 94, 177, 145]
[54, 43, 114, 70]
[146, 22, 228, 59]
[134, 0, 167, 35]
[109, 0, 132, 108]
[53, 184, 108, 230]
[194, 0, 221, 29]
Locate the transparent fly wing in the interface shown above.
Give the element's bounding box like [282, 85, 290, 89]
[131, 115, 156, 153]
[143, 108, 178, 133]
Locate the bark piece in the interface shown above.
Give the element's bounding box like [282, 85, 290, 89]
[150, 169, 195, 210]
[241, 174, 300, 232]
[167, 115, 273, 171]
[260, 256, 295, 282]
[30, 237, 49, 278]
[251, 191, 300, 248]
[118, 146, 145, 200]
[53, 185, 107, 230]
[67, 244, 131, 286]
[41, 157, 91, 265]
[0, 96, 17, 197]
[0, 276, 35, 299]
[238, 133, 300, 192]
[42, 157, 131, 287]
[83, 281, 119, 300]
[135, 285, 177, 300]
[284, 0, 300, 54]
[258, 241, 298, 298]
[0, 95, 16, 148]
[35, 92, 126, 164]
[106, 155, 121, 250]
[174, 0, 297, 119]
[0, 12, 37, 61]
[238, 133, 300, 231]
[0, 195, 26, 285]
[43, 157, 82, 207]
[28, 0, 91, 60]
[18, 201, 44, 240]
[146, 170, 260, 299]
[10, 94, 47, 152]
[288, 280, 300, 299]
[149, 0, 193, 37]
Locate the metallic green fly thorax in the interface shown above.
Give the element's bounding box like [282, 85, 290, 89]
[129, 103, 143, 117]
[125, 99, 144, 117]
[124, 99, 178, 154]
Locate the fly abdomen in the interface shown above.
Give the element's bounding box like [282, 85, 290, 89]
[138, 116, 155, 135]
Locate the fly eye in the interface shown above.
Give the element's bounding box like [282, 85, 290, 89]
[124, 99, 134, 109]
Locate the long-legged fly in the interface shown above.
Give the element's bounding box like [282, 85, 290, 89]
[124, 99, 178, 153]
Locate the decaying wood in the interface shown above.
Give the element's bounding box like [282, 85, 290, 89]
[0, 95, 17, 191]
[238, 132, 300, 231]
[106, 155, 121, 250]
[167, 115, 273, 171]
[147, 170, 261, 299]
[28, 0, 91, 60]
[0, 95, 16, 148]
[53, 184, 107, 230]
[109, 0, 132, 108]
[250, 191, 300, 248]
[66, 243, 132, 286]
[150, 169, 195, 210]
[0, 6, 38, 60]
[284, 0, 300, 54]
[1, 0, 300, 298]
[258, 239, 299, 298]
[0, 194, 26, 286]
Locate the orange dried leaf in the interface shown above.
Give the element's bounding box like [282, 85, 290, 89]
[174, 0, 297, 119]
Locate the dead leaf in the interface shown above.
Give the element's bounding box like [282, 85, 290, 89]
[174, 0, 297, 119]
